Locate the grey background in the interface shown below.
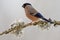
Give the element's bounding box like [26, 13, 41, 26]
[0, 0, 60, 40]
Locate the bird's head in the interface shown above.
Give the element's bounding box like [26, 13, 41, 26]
[22, 3, 31, 8]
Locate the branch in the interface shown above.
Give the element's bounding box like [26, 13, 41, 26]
[0, 20, 60, 36]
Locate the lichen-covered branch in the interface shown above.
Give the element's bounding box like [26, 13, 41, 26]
[0, 20, 60, 36]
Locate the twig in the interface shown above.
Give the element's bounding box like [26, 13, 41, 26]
[0, 20, 60, 36]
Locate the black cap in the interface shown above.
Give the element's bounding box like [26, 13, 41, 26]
[22, 3, 31, 8]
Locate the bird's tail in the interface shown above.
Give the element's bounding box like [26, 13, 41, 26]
[47, 18, 54, 23]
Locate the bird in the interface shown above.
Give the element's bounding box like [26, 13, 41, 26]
[22, 3, 53, 23]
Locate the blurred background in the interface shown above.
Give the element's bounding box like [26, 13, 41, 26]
[0, 0, 60, 40]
